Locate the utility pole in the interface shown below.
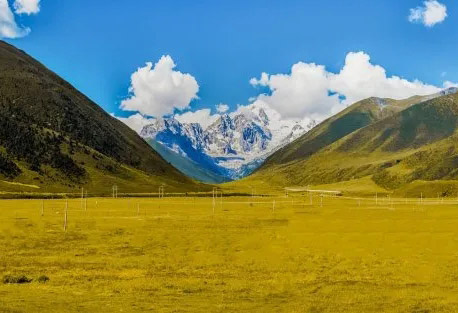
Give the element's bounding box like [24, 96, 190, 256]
[112, 185, 118, 199]
[158, 185, 165, 199]
[212, 187, 217, 214]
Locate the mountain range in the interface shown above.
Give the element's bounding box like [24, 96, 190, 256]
[3, 39, 458, 197]
[234, 87, 458, 197]
[140, 103, 316, 183]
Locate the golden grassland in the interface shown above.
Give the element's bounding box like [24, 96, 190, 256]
[1, 194, 458, 312]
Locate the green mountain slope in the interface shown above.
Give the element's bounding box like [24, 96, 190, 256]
[233, 91, 458, 196]
[264, 95, 435, 166]
[147, 140, 229, 184]
[0, 41, 203, 194]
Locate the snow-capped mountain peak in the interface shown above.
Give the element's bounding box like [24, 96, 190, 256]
[140, 105, 316, 181]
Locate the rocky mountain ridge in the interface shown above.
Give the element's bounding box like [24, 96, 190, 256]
[141, 104, 316, 181]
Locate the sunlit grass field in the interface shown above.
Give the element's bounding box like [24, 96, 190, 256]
[1, 194, 458, 312]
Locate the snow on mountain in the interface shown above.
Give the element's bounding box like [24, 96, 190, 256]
[140, 103, 316, 181]
[440, 87, 458, 96]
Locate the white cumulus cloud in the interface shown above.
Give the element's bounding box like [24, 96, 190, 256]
[0, 0, 30, 38]
[120, 55, 199, 117]
[114, 113, 155, 134]
[409, 0, 447, 27]
[444, 81, 458, 89]
[14, 0, 40, 15]
[329, 52, 440, 105]
[216, 103, 229, 113]
[175, 108, 219, 129]
[250, 51, 442, 120]
[251, 62, 341, 120]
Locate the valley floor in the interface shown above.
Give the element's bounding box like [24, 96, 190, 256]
[1, 195, 458, 312]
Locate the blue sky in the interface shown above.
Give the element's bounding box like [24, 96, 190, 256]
[2, 0, 457, 127]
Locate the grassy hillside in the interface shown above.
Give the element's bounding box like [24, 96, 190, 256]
[0, 41, 205, 194]
[231, 92, 458, 197]
[262, 96, 428, 166]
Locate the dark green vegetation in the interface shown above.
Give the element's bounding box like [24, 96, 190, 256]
[3, 275, 32, 284]
[238, 91, 458, 197]
[0, 41, 203, 194]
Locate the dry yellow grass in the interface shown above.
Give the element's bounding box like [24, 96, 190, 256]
[1, 195, 458, 312]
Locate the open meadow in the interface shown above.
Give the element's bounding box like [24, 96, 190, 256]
[1, 194, 458, 312]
